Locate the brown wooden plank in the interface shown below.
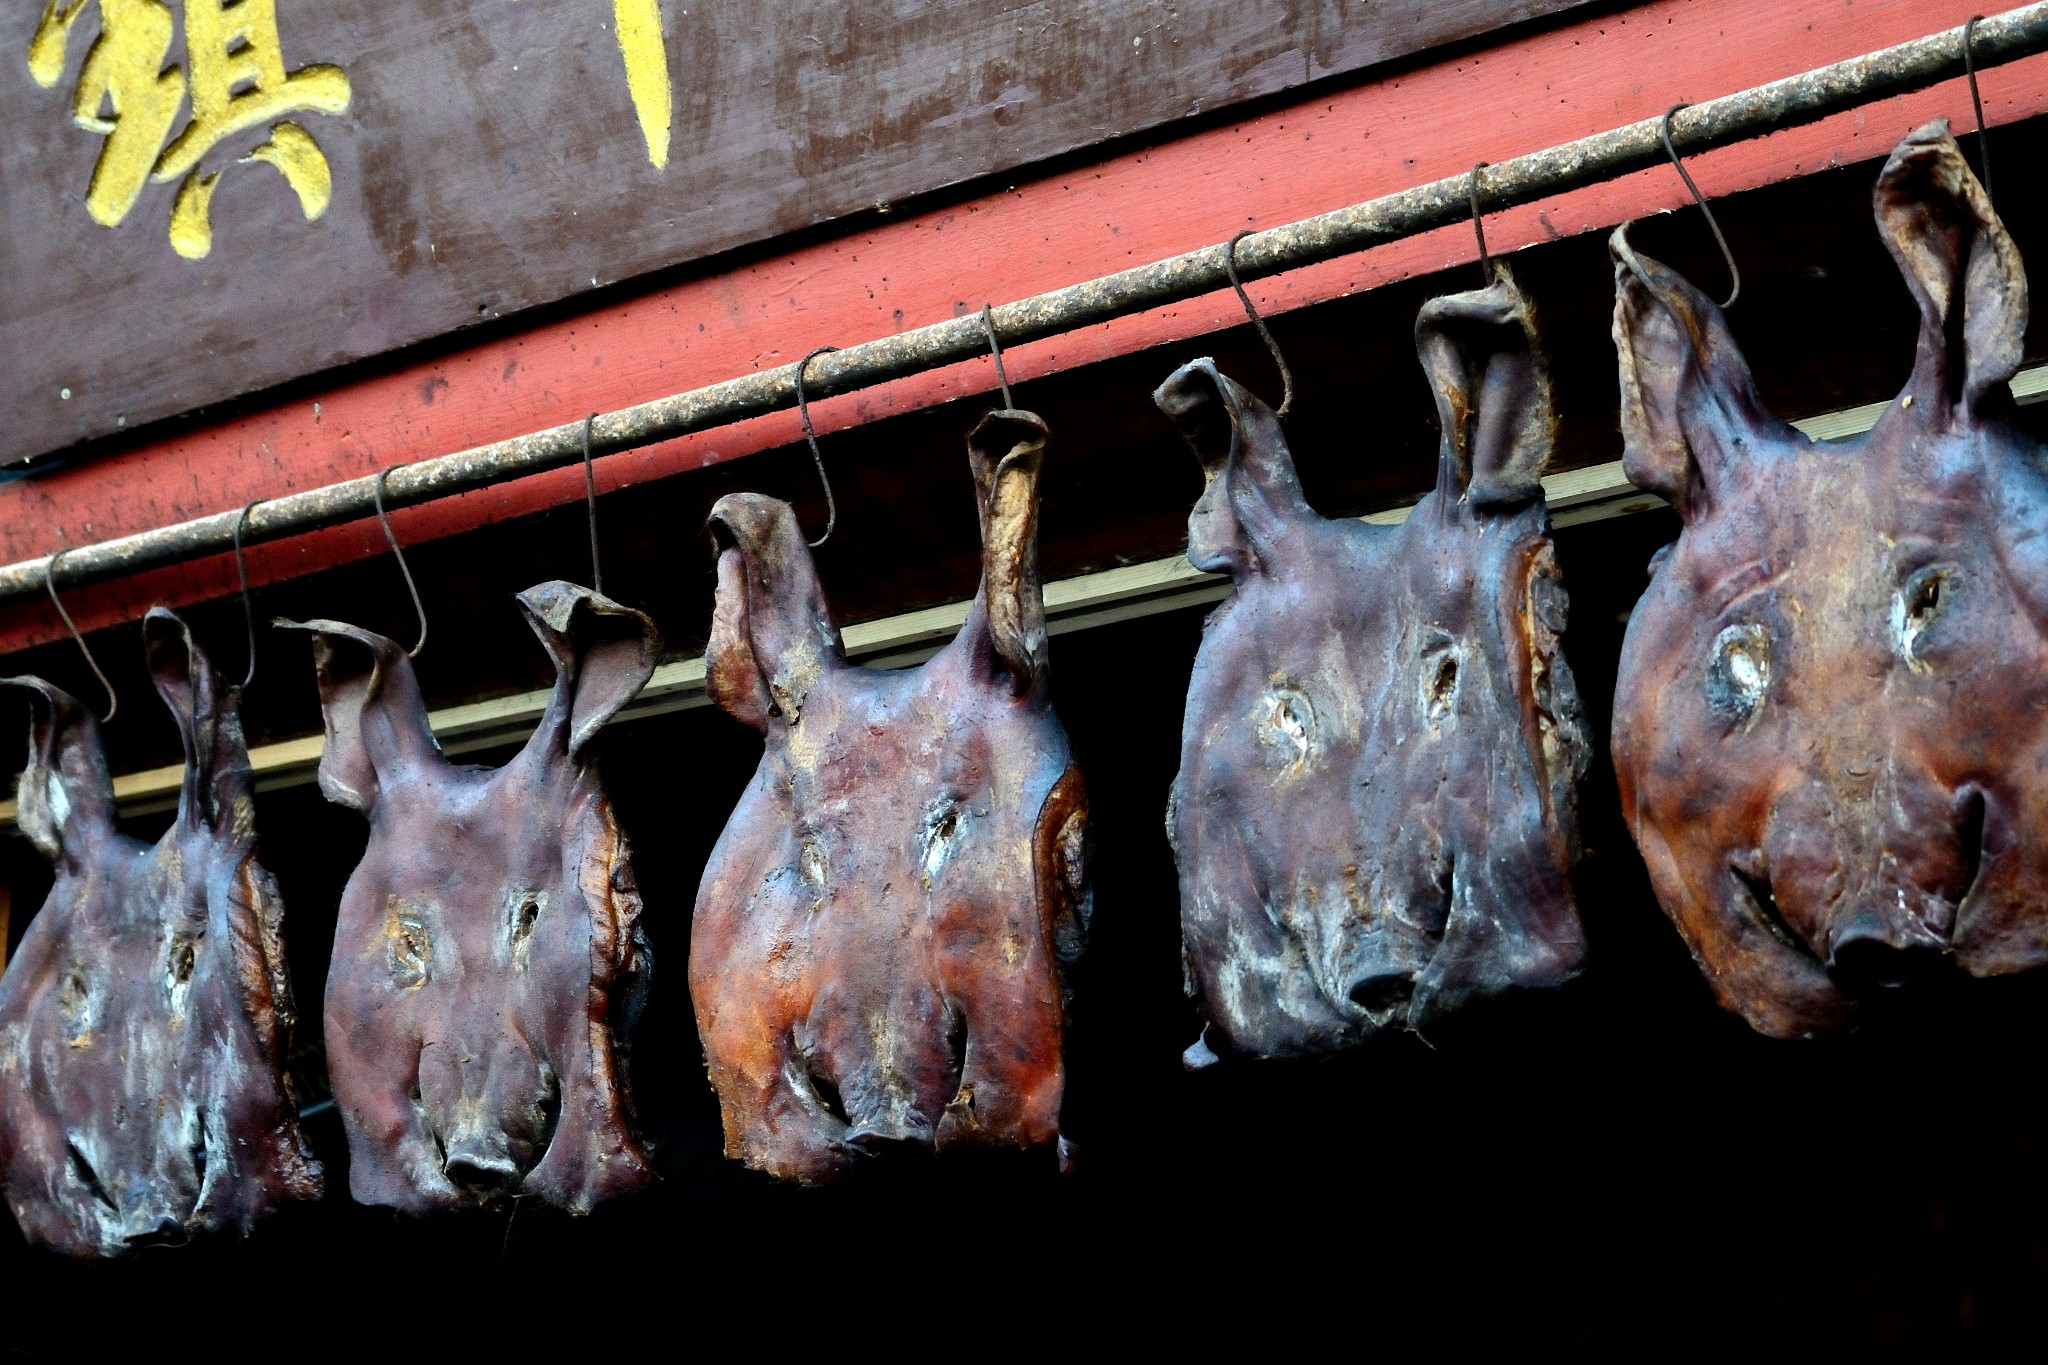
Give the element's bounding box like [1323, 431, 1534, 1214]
[0, 0, 1591, 468]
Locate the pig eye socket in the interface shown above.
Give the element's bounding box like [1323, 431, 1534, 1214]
[388, 910, 431, 988]
[505, 890, 547, 948]
[1705, 623, 1771, 721]
[1893, 565, 1955, 662]
[1418, 643, 1460, 730]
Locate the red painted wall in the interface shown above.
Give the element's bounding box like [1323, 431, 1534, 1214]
[5, 0, 2042, 655]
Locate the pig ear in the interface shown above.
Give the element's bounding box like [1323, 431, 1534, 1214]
[1153, 358, 1312, 579]
[1876, 120, 2026, 417]
[1415, 263, 1553, 506]
[273, 618, 441, 812]
[966, 409, 1050, 695]
[516, 582, 659, 760]
[1, 676, 114, 867]
[1611, 226, 1778, 521]
[705, 493, 844, 732]
[143, 610, 254, 836]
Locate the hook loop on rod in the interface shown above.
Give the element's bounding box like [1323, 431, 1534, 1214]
[1223, 229, 1296, 420]
[232, 499, 263, 689]
[1468, 162, 1495, 287]
[43, 548, 117, 724]
[1964, 16, 1996, 205]
[793, 346, 841, 548]
[372, 466, 430, 659]
[980, 304, 1016, 411]
[1660, 103, 1742, 309]
[581, 415, 605, 597]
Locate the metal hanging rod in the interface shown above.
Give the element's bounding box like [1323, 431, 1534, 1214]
[1, 5, 2043, 611]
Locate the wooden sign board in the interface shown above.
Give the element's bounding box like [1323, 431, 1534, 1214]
[0, 0, 1588, 467]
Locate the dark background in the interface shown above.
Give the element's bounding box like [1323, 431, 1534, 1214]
[3, 129, 2048, 1350]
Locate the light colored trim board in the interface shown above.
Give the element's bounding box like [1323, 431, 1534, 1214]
[3, 456, 1633, 821]
[22, 355, 2048, 824]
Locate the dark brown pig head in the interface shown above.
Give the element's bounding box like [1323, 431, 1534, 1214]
[280, 582, 657, 1212]
[0, 613, 320, 1256]
[1612, 121, 2046, 1038]
[692, 410, 1088, 1184]
[1163, 266, 1589, 1066]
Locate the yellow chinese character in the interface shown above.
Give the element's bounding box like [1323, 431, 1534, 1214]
[613, 0, 669, 168]
[28, 0, 351, 259]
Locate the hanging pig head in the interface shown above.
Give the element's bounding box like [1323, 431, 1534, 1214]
[691, 410, 1090, 1184]
[1162, 267, 1590, 1066]
[0, 613, 321, 1256]
[280, 582, 657, 1212]
[1610, 122, 2048, 1039]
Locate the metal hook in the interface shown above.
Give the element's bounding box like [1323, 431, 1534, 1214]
[1660, 103, 1742, 309]
[580, 414, 604, 597]
[372, 466, 429, 659]
[43, 548, 117, 723]
[1964, 15, 1995, 205]
[793, 345, 841, 548]
[232, 499, 262, 689]
[1468, 162, 1495, 287]
[1223, 229, 1296, 420]
[980, 304, 1016, 410]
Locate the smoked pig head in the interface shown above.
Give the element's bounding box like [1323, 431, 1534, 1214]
[692, 410, 1089, 1184]
[281, 582, 657, 1211]
[1162, 267, 1590, 1066]
[1612, 122, 2047, 1038]
[0, 612, 322, 1256]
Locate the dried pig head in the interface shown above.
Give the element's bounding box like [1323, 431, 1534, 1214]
[0, 613, 321, 1256]
[1162, 268, 1590, 1066]
[281, 582, 657, 1211]
[692, 410, 1090, 1183]
[1612, 122, 2048, 1037]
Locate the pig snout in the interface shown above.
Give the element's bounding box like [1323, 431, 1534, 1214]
[1757, 773, 1986, 997]
[420, 1043, 561, 1198]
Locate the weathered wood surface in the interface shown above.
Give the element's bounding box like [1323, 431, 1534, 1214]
[0, 0, 1588, 467]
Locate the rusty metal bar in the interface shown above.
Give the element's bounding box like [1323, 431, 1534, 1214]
[1, 5, 2043, 609]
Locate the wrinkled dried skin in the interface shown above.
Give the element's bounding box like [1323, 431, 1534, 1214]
[1162, 269, 1589, 1065]
[691, 410, 1090, 1184]
[1612, 122, 2047, 1038]
[283, 582, 658, 1212]
[0, 613, 321, 1257]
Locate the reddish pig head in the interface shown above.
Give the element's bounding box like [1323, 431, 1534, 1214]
[1163, 267, 1590, 1067]
[0, 613, 321, 1256]
[691, 410, 1089, 1184]
[281, 582, 657, 1211]
[1612, 122, 2047, 1038]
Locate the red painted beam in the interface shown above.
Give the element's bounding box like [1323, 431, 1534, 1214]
[4, 0, 2043, 656]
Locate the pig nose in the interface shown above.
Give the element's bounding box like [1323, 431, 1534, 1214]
[120, 1213, 187, 1249]
[1346, 968, 1415, 1020]
[1826, 915, 1944, 996]
[443, 1139, 521, 1194]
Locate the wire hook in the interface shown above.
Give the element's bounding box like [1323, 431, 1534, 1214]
[1963, 16, 1995, 205]
[43, 548, 117, 724]
[1223, 229, 1296, 420]
[980, 304, 1016, 410]
[232, 499, 263, 689]
[372, 466, 429, 659]
[793, 345, 841, 548]
[1468, 162, 1495, 287]
[580, 414, 604, 597]
[1660, 103, 1742, 309]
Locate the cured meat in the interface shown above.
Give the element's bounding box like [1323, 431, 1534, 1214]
[1162, 268, 1590, 1066]
[0, 612, 321, 1256]
[1612, 122, 2047, 1038]
[281, 582, 657, 1211]
[691, 410, 1089, 1184]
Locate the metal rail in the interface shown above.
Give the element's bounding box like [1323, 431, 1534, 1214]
[2, 5, 2044, 608]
